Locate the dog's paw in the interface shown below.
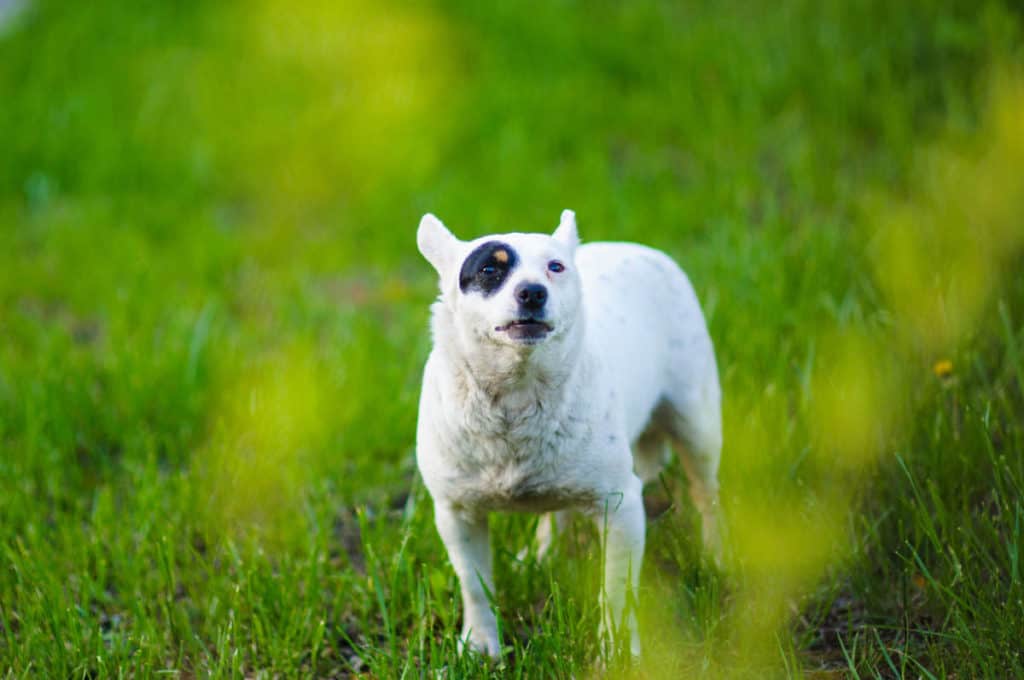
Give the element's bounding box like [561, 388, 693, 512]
[591, 646, 642, 678]
[701, 514, 726, 569]
[514, 542, 551, 566]
[459, 628, 502, 660]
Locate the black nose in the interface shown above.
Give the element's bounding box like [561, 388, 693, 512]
[514, 282, 548, 311]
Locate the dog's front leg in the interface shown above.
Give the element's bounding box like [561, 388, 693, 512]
[434, 501, 501, 658]
[594, 474, 645, 660]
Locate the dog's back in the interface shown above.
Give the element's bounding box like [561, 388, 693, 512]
[576, 242, 720, 446]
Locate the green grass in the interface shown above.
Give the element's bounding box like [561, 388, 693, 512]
[2, 0, 1023, 676]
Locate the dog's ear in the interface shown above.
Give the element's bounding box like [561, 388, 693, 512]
[553, 209, 579, 252]
[418, 213, 460, 276]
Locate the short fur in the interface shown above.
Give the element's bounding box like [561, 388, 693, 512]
[416, 210, 722, 659]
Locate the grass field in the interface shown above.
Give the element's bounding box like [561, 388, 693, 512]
[2, 0, 1024, 677]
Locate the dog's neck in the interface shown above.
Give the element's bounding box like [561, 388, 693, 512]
[430, 301, 584, 404]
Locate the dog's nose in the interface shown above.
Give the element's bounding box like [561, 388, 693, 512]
[514, 282, 548, 311]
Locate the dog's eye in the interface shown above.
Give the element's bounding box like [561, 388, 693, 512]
[480, 264, 497, 275]
[548, 260, 565, 273]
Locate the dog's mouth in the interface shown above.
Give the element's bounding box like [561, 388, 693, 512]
[495, 319, 553, 342]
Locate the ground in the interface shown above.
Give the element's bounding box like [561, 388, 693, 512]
[1, 1, 1023, 677]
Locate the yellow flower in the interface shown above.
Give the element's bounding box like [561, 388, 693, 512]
[933, 359, 954, 378]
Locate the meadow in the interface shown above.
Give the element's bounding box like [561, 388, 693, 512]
[2, 0, 1023, 677]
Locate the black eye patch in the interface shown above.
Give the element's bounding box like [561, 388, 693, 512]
[459, 241, 519, 297]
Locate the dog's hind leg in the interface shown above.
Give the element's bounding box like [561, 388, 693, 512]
[535, 511, 570, 558]
[519, 511, 570, 562]
[664, 384, 723, 562]
[632, 427, 672, 485]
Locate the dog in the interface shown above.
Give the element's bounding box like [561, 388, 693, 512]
[415, 210, 721, 660]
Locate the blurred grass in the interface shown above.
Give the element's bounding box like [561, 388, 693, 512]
[1, 0, 1023, 676]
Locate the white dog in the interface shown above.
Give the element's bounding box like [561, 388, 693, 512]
[415, 210, 721, 660]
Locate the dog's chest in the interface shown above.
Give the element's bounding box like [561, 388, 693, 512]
[444, 390, 599, 512]
[453, 455, 598, 512]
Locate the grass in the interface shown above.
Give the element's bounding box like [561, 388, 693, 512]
[1, 0, 1023, 676]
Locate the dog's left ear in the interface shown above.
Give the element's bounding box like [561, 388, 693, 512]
[418, 213, 460, 277]
[553, 209, 579, 253]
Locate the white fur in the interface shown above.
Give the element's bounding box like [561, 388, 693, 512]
[415, 211, 722, 660]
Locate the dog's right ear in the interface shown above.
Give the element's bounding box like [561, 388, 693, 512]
[417, 213, 460, 277]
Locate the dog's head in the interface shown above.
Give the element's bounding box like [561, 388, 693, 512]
[418, 210, 582, 352]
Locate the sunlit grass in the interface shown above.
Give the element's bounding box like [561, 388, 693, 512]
[1, 0, 1023, 677]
